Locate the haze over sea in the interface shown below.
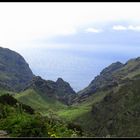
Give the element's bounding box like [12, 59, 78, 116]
[15, 43, 140, 92]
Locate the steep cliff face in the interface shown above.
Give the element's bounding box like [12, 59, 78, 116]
[0, 47, 34, 91]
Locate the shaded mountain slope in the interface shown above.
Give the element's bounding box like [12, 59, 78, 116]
[73, 74, 140, 137]
[75, 57, 140, 103]
[0, 47, 34, 91]
[23, 76, 77, 105]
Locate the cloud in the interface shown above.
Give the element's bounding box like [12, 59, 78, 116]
[128, 25, 140, 31]
[112, 25, 127, 30]
[85, 28, 102, 33]
[112, 25, 140, 31]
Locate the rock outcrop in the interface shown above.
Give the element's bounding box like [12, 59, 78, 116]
[25, 76, 77, 105]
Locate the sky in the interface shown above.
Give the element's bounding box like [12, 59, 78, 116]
[0, 2, 140, 49]
[1, 2, 140, 91]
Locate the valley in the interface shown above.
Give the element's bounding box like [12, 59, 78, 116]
[0, 46, 140, 137]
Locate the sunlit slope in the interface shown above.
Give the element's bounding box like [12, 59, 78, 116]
[57, 90, 108, 121]
[15, 88, 68, 115]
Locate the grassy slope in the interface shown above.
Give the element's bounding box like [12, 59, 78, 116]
[14, 87, 109, 122]
[4, 76, 140, 137]
[0, 94, 80, 138]
[14, 88, 67, 115]
[0, 88, 15, 96]
[57, 90, 108, 121]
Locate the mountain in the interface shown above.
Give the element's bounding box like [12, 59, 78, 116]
[62, 56, 140, 137]
[75, 57, 140, 103]
[14, 76, 77, 114]
[73, 74, 140, 137]
[0, 46, 77, 115]
[91, 75, 140, 137]
[24, 76, 76, 105]
[0, 47, 34, 91]
[55, 77, 77, 104]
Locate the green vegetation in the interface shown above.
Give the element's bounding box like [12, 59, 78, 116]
[8, 56, 140, 137]
[14, 86, 108, 123]
[0, 94, 82, 137]
[73, 76, 140, 137]
[1, 47, 140, 137]
[15, 88, 68, 115]
[0, 89, 14, 96]
[58, 90, 108, 121]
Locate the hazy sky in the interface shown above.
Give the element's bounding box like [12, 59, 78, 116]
[0, 2, 140, 49]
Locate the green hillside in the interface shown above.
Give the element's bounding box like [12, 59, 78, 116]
[57, 90, 108, 121]
[71, 75, 140, 137]
[0, 94, 81, 137]
[14, 88, 68, 115]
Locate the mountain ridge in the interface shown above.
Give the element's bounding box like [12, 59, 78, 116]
[74, 57, 140, 103]
[23, 76, 76, 105]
